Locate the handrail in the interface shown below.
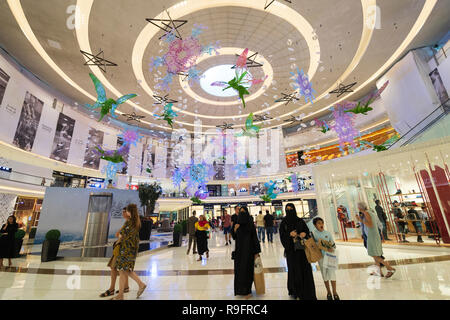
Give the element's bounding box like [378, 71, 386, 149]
[388, 99, 450, 149]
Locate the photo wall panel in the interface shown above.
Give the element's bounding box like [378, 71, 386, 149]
[12, 91, 44, 151]
[83, 127, 104, 170]
[127, 141, 143, 176]
[0, 52, 161, 177]
[49, 113, 76, 163]
[66, 118, 90, 167]
[0, 67, 10, 105]
[31, 104, 60, 157]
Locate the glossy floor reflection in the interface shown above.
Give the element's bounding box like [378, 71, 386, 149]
[0, 231, 449, 300]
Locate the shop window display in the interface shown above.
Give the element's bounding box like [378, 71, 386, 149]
[314, 137, 450, 245]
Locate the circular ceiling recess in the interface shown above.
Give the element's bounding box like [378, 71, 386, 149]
[199, 64, 252, 98]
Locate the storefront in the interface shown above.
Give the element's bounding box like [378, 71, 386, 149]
[314, 137, 450, 245]
[13, 196, 43, 238]
[51, 171, 87, 188]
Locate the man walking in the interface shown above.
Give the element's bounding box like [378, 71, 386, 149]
[264, 210, 275, 243]
[256, 211, 265, 243]
[375, 200, 391, 240]
[222, 209, 232, 245]
[187, 211, 199, 254]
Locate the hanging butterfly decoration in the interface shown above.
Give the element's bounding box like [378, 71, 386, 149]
[154, 103, 178, 128]
[85, 73, 137, 121]
[235, 113, 261, 137]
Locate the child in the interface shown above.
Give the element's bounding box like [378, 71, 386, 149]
[312, 217, 340, 300]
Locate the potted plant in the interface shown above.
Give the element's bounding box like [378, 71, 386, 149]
[13, 229, 26, 258]
[181, 220, 188, 236]
[138, 182, 162, 216]
[172, 223, 183, 247]
[29, 227, 37, 239]
[41, 229, 61, 262]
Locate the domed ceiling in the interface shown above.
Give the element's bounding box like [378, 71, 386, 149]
[0, 0, 448, 135]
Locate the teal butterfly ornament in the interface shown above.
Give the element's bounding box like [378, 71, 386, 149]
[235, 113, 261, 137]
[85, 73, 137, 122]
[154, 103, 178, 128]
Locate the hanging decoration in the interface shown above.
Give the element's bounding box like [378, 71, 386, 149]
[235, 113, 260, 137]
[171, 166, 184, 188]
[290, 68, 316, 104]
[211, 48, 266, 108]
[80, 50, 117, 73]
[233, 164, 248, 179]
[260, 180, 281, 202]
[314, 118, 330, 133]
[149, 24, 219, 92]
[85, 73, 137, 121]
[154, 103, 178, 128]
[330, 103, 359, 151]
[329, 82, 357, 98]
[290, 173, 299, 192]
[344, 81, 389, 115]
[360, 133, 400, 152]
[118, 128, 142, 147]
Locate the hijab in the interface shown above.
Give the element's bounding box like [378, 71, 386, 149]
[237, 206, 252, 226]
[284, 203, 299, 229]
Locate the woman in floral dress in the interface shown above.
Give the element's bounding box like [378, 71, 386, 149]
[112, 203, 147, 300]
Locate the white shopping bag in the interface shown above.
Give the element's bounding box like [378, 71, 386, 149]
[323, 252, 338, 270]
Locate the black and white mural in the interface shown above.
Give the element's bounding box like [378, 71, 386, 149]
[50, 113, 75, 163]
[12, 91, 44, 151]
[83, 127, 104, 170]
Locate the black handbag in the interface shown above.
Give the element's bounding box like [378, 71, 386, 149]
[231, 250, 236, 260]
[293, 237, 304, 251]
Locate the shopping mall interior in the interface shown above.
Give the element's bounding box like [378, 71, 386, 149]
[0, 0, 449, 303]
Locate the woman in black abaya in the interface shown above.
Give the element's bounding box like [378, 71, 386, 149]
[279, 203, 316, 300]
[234, 206, 261, 297]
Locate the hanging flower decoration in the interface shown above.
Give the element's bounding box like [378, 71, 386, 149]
[150, 26, 220, 92]
[233, 164, 248, 179]
[118, 128, 142, 147]
[171, 166, 184, 188]
[202, 41, 221, 55]
[291, 173, 299, 192]
[314, 118, 330, 133]
[330, 103, 360, 151]
[182, 160, 215, 196]
[290, 68, 316, 104]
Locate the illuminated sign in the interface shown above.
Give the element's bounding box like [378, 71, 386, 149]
[0, 166, 12, 173]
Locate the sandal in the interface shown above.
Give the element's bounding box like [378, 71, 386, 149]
[100, 289, 115, 297]
[385, 268, 396, 279]
[110, 295, 124, 300]
[333, 294, 340, 300]
[327, 293, 333, 300]
[115, 287, 129, 294]
[206, 251, 209, 259]
[137, 284, 147, 298]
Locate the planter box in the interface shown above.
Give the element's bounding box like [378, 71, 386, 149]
[139, 220, 152, 241]
[41, 239, 60, 262]
[172, 232, 183, 247]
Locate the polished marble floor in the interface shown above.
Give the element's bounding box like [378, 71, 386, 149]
[0, 230, 449, 300]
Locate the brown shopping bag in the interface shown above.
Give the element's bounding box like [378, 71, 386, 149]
[302, 237, 323, 263]
[253, 256, 265, 295]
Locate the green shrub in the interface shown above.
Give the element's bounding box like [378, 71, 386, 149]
[173, 223, 182, 234]
[15, 229, 25, 239]
[45, 229, 61, 241]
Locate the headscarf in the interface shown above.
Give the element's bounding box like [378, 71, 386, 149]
[284, 203, 299, 229]
[198, 220, 208, 227]
[237, 206, 252, 226]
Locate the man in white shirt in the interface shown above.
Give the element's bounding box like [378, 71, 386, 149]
[256, 211, 265, 243]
